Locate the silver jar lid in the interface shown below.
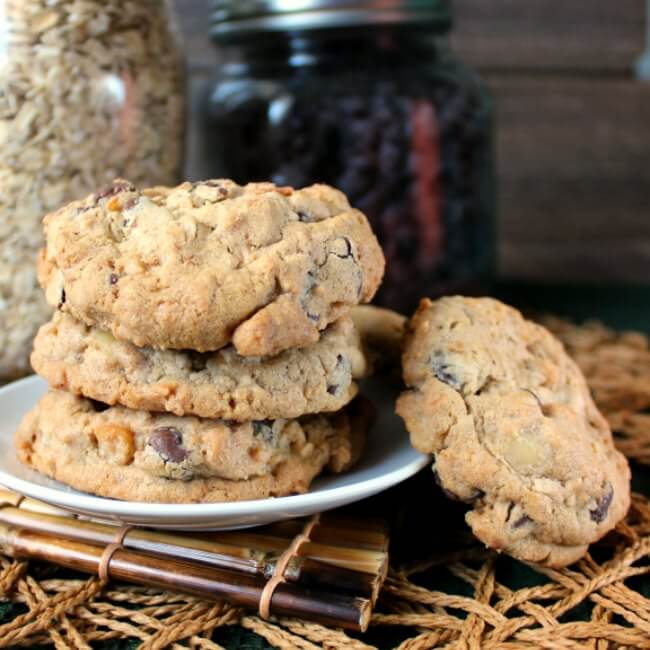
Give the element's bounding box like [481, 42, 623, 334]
[209, 1, 451, 41]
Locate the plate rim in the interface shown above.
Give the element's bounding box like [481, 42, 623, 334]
[0, 375, 429, 520]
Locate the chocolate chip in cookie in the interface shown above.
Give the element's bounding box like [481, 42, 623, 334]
[430, 351, 459, 388]
[148, 426, 188, 463]
[94, 179, 135, 202]
[252, 420, 274, 444]
[123, 196, 139, 210]
[590, 485, 614, 523]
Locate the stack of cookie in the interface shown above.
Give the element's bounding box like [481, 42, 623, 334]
[16, 179, 385, 503]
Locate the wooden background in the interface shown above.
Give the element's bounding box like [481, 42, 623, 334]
[173, 0, 650, 285]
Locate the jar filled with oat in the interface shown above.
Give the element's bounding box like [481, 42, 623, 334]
[0, 0, 185, 380]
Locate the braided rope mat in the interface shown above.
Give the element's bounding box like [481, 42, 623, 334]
[543, 316, 650, 465]
[1, 490, 650, 649]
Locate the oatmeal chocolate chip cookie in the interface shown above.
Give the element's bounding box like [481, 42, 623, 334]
[31, 312, 367, 420]
[396, 296, 631, 567]
[38, 179, 385, 355]
[15, 390, 368, 503]
[351, 305, 406, 372]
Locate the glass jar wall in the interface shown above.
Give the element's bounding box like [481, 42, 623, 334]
[200, 1, 494, 313]
[0, 0, 185, 379]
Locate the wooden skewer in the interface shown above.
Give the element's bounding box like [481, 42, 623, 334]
[0, 524, 372, 631]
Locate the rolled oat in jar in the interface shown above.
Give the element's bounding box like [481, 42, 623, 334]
[0, 0, 185, 379]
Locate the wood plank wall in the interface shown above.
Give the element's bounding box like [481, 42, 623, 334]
[174, 0, 650, 284]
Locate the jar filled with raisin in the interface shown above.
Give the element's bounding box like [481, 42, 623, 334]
[199, 0, 495, 312]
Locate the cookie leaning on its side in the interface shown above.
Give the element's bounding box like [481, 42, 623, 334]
[396, 296, 631, 567]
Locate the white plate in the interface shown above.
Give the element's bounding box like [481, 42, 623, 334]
[0, 375, 428, 530]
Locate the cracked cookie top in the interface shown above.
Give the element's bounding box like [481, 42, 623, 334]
[396, 296, 631, 567]
[38, 179, 385, 355]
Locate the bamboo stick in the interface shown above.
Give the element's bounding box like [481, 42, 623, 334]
[265, 516, 389, 552]
[0, 488, 70, 516]
[0, 490, 388, 602]
[0, 506, 265, 571]
[0, 489, 388, 556]
[0, 489, 387, 573]
[0, 489, 385, 559]
[0, 506, 386, 603]
[0, 524, 372, 631]
[202, 532, 386, 574]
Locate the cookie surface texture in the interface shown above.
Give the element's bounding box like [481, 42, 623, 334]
[31, 313, 367, 420]
[396, 296, 631, 567]
[15, 390, 368, 503]
[38, 179, 385, 355]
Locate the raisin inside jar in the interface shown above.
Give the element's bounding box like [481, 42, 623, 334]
[199, 21, 495, 313]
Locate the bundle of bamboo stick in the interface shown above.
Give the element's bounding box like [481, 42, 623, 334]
[0, 488, 388, 631]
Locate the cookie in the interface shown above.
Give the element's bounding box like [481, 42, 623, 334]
[396, 296, 631, 567]
[31, 312, 367, 420]
[15, 390, 369, 503]
[38, 179, 385, 355]
[351, 305, 406, 371]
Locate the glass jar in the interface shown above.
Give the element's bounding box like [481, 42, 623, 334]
[199, 0, 494, 313]
[0, 0, 185, 380]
